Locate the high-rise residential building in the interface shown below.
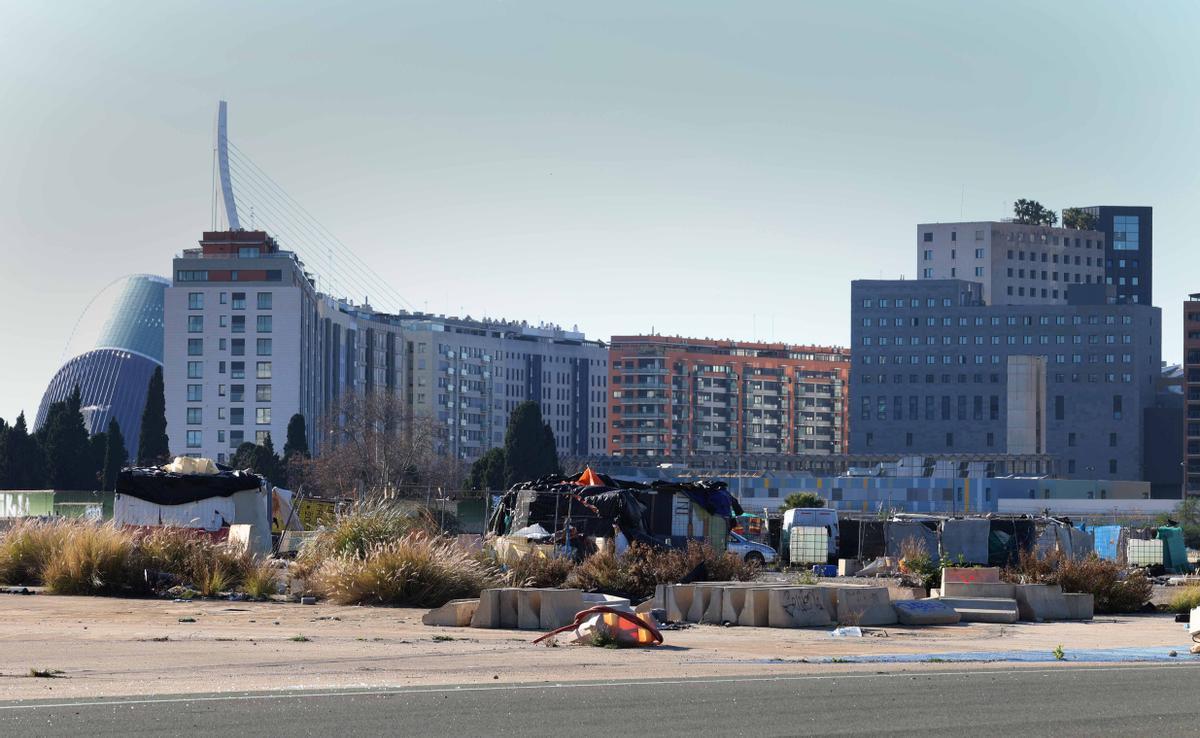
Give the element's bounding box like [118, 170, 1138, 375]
[1072, 206, 1152, 306]
[164, 230, 607, 464]
[849, 279, 1161, 481]
[607, 336, 850, 458]
[917, 221, 1106, 306]
[1184, 294, 1200, 496]
[37, 274, 169, 458]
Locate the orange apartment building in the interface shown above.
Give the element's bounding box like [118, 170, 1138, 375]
[608, 336, 851, 458]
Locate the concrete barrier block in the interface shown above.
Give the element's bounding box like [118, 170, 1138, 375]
[582, 592, 631, 611]
[838, 559, 863, 577]
[1012, 584, 1069, 622]
[540, 589, 586, 629]
[887, 585, 926, 602]
[768, 587, 835, 628]
[937, 596, 1019, 623]
[664, 585, 694, 623]
[687, 584, 719, 623]
[836, 586, 897, 626]
[942, 567, 1000, 585]
[738, 588, 772, 628]
[470, 589, 500, 628]
[423, 598, 479, 627]
[940, 582, 1016, 599]
[893, 598, 961, 625]
[702, 586, 726, 624]
[516, 589, 544, 630]
[497, 588, 520, 628]
[721, 587, 749, 624]
[1063, 593, 1094, 621]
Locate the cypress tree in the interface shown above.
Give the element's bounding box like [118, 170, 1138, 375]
[42, 386, 93, 489]
[138, 366, 169, 465]
[101, 418, 129, 491]
[541, 422, 562, 476]
[6, 413, 44, 489]
[284, 413, 310, 459]
[503, 402, 560, 486]
[468, 447, 507, 491]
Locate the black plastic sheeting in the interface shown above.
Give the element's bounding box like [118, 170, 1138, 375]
[488, 473, 743, 549]
[116, 466, 263, 506]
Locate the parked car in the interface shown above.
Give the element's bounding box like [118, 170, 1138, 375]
[727, 531, 778, 565]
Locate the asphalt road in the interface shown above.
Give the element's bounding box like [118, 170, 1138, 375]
[2, 664, 1199, 736]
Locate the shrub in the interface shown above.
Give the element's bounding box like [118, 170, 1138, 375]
[140, 526, 208, 576]
[41, 523, 148, 596]
[897, 537, 940, 590]
[1005, 548, 1152, 614]
[0, 519, 71, 586]
[1166, 587, 1200, 615]
[565, 541, 757, 601]
[504, 553, 576, 588]
[242, 557, 280, 600]
[298, 503, 442, 566]
[312, 532, 500, 607]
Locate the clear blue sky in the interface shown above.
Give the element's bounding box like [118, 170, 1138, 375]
[1, 0, 1197, 423]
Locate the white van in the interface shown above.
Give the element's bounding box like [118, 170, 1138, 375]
[781, 507, 840, 562]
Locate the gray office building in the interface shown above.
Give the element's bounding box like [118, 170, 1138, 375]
[849, 279, 1161, 481]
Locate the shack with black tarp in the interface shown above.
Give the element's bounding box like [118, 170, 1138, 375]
[488, 469, 743, 554]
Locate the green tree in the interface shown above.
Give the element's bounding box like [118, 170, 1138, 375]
[468, 447, 507, 491]
[503, 402, 560, 486]
[0, 417, 8, 489]
[88, 430, 108, 489]
[40, 386, 94, 489]
[781, 492, 826, 510]
[3, 413, 44, 489]
[138, 366, 170, 465]
[231, 435, 284, 486]
[1013, 198, 1058, 226]
[283, 413, 310, 460]
[1061, 207, 1097, 230]
[101, 418, 129, 491]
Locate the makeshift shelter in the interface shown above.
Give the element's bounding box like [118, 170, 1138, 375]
[115, 459, 271, 554]
[487, 469, 742, 554]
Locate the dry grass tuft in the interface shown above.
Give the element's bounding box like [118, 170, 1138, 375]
[0, 518, 72, 586]
[312, 532, 500, 608]
[41, 523, 146, 596]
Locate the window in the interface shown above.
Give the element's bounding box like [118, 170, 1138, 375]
[177, 270, 209, 282]
[187, 338, 203, 356]
[187, 384, 203, 402]
[1068, 432, 1076, 447]
[256, 361, 272, 379]
[230, 430, 244, 448]
[231, 361, 245, 379]
[239, 246, 259, 258]
[186, 430, 201, 448]
[1108, 459, 1118, 474]
[256, 431, 271, 445]
[946, 432, 954, 448]
[256, 384, 272, 402]
[923, 232, 933, 242]
[187, 408, 202, 425]
[232, 292, 246, 310]
[231, 338, 245, 356]
[974, 267, 984, 277]
[256, 408, 271, 425]
[256, 315, 272, 333]
[1112, 394, 1123, 420]
[188, 315, 203, 333]
[257, 292, 272, 310]
[188, 292, 204, 310]
[232, 315, 245, 333]
[1113, 215, 1139, 250]
[974, 248, 984, 258]
[231, 407, 244, 426]
[922, 268, 933, 278]
[1109, 432, 1117, 447]
[187, 361, 203, 379]
[231, 384, 244, 402]
[256, 338, 272, 356]
[1055, 395, 1064, 421]
[923, 249, 933, 260]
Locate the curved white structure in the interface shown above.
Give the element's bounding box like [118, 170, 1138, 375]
[217, 100, 240, 230]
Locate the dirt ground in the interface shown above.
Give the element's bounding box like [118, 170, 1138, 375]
[0, 592, 1193, 701]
